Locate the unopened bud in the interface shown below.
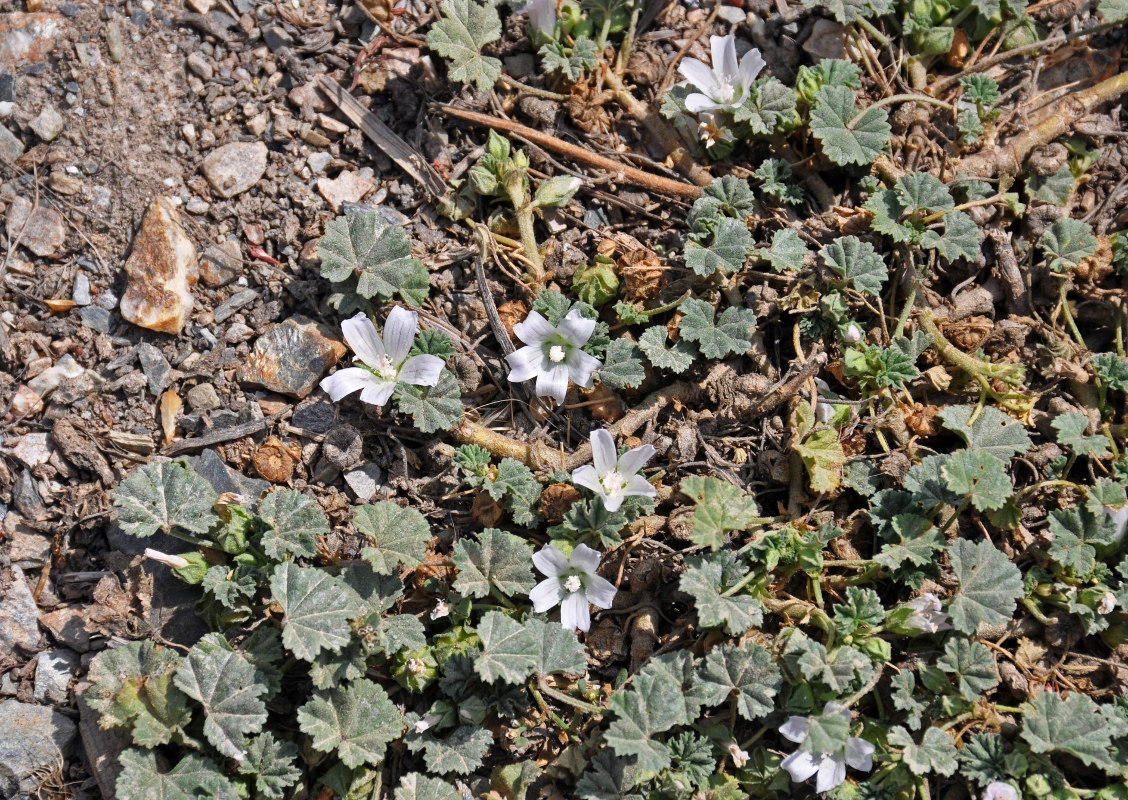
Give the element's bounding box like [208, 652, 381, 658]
[144, 548, 190, 569]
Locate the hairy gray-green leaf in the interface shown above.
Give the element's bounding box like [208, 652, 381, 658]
[1040, 218, 1099, 272]
[598, 338, 646, 390]
[685, 218, 754, 277]
[113, 460, 219, 539]
[889, 726, 959, 776]
[297, 679, 403, 768]
[942, 450, 1012, 511]
[638, 651, 707, 725]
[576, 750, 643, 800]
[809, 85, 890, 166]
[680, 552, 763, 634]
[680, 476, 760, 550]
[87, 642, 192, 747]
[930, 210, 981, 262]
[173, 638, 268, 760]
[116, 750, 240, 800]
[938, 405, 1031, 460]
[394, 369, 463, 433]
[270, 562, 364, 661]
[1053, 412, 1110, 459]
[697, 642, 780, 721]
[677, 298, 757, 360]
[947, 538, 1023, 634]
[820, 236, 887, 296]
[237, 733, 302, 800]
[258, 488, 327, 559]
[526, 617, 587, 676]
[395, 773, 462, 800]
[475, 611, 538, 684]
[406, 726, 493, 775]
[937, 637, 998, 698]
[427, 0, 503, 91]
[638, 325, 696, 374]
[356, 500, 431, 574]
[452, 527, 536, 598]
[895, 173, 953, 214]
[605, 669, 684, 773]
[1020, 691, 1117, 772]
[763, 227, 807, 272]
[318, 211, 425, 302]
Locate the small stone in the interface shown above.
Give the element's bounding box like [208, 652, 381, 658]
[0, 566, 39, 652]
[225, 322, 255, 343]
[29, 104, 63, 141]
[261, 24, 293, 52]
[105, 21, 125, 62]
[201, 141, 268, 199]
[27, 353, 84, 397]
[0, 73, 13, 101]
[503, 53, 534, 78]
[316, 170, 377, 213]
[0, 123, 23, 161]
[49, 170, 83, 195]
[72, 274, 91, 305]
[136, 342, 171, 395]
[120, 196, 197, 334]
[288, 81, 331, 112]
[130, 8, 148, 26]
[9, 528, 50, 568]
[0, 12, 65, 67]
[74, 41, 102, 68]
[13, 469, 46, 520]
[186, 51, 213, 81]
[213, 288, 257, 323]
[293, 400, 336, 433]
[11, 432, 51, 467]
[802, 18, 846, 61]
[186, 0, 214, 10]
[185, 196, 209, 215]
[344, 463, 383, 501]
[0, 699, 77, 796]
[79, 305, 111, 333]
[199, 240, 241, 288]
[236, 316, 346, 399]
[38, 607, 92, 652]
[322, 424, 362, 470]
[186, 382, 220, 411]
[6, 194, 66, 257]
[307, 151, 331, 174]
[33, 648, 79, 703]
[185, 449, 270, 507]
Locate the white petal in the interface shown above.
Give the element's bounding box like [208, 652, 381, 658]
[341, 313, 386, 367]
[536, 364, 570, 404]
[823, 701, 847, 719]
[590, 429, 617, 475]
[778, 716, 810, 744]
[816, 755, 846, 794]
[616, 444, 656, 477]
[712, 35, 738, 82]
[738, 47, 766, 87]
[532, 544, 570, 577]
[512, 310, 556, 346]
[558, 309, 596, 346]
[560, 591, 590, 632]
[529, 578, 563, 612]
[571, 464, 605, 496]
[602, 493, 624, 512]
[383, 306, 418, 365]
[358, 379, 396, 407]
[781, 750, 819, 783]
[567, 349, 602, 388]
[845, 737, 875, 772]
[399, 354, 444, 387]
[506, 345, 546, 384]
[684, 93, 723, 113]
[625, 474, 657, 499]
[585, 575, 617, 609]
[570, 542, 602, 574]
[677, 58, 720, 95]
[320, 367, 382, 402]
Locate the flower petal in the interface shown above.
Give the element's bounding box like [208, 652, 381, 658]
[678, 58, 719, 96]
[816, 755, 846, 794]
[570, 542, 602, 574]
[383, 306, 418, 365]
[560, 591, 590, 632]
[684, 92, 723, 113]
[399, 354, 444, 387]
[320, 367, 381, 402]
[778, 716, 810, 744]
[512, 310, 556, 346]
[624, 474, 657, 499]
[506, 345, 545, 384]
[584, 574, 617, 609]
[567, 348, 602, 388]
[590, 429, 617, 475]
[712, 34, 738, 82]
[781, 750, 819, 783]
[602, 493, 624, 512]
[358, 379, 396, 407]
[536, 363, 570, 404]
[739, 47, 766, 87]
[533, 544, 570, 577]
[571, 464, 604, 496]
[530, 577, 563, 612]
[616, 443, 656, 477]
[558, 308, 596, 346]
[341, 313, 386, 367]
[845, 737, 875, 772]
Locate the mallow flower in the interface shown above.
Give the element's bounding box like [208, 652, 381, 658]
[522, 0, 555, 41]
[320, 307, 444, 407]
[677, 34, 765, 113]
[904, 592, 953, 633]
[780, 702, 874, 794]
[571, 429, 656, 512]
[983, 782, 1019, 800]
[530, 543, 617, 632]
[506, 309, 602, 404]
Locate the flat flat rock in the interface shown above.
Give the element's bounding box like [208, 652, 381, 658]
[77, 683, 130, 800]
[119, 196, 197, 334]
[0, 565, 39, 652]
[198, 240, 241, 287]
[37, 607, 92, 652]
[0, 123, 23, 161]
[0, 698, 77, 797]
[5, 194, 65, 257]
[28, 104, 63, 141]
[201, 141, 268, 199]
[0, 12, 65, 68]
[236, 315, 346, 399]
[33, 648, 79, 703]
[136, 342, 171, 395]
[316, 170, 377, 213]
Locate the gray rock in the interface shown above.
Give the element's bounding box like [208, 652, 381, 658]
[198, 241, 241, 288]
[136, 342, 171, 395]
[293, 401, 336, 433]
[344, 463, 383, 502]
[0, 73, 13, 102]
[37, 607, 92, 652]
[262, 24, 293, 52]
[185, 196, 210, 215]
[9, 529, 49, 569]
[213, 288, 258, 324]
[201, 141, 268, 199]
[6, 195, 65, 257]
[236, 316, 346, 399]
[185, 449, 269, 506]
[186, 51, 213, 81]
[33, 649, 79, 704]
[0, 566, 39, 653]
[105, 21, 125, 63]
[71, 273, 91, 305]
[12, 469, 46, 521]
[323, 424, 363, 470]
[0, 124, 23, 162]
[0, 699, 78, 797]
[78, 305, 111, 333]
[29, 105, 64, 141]
[185, 382, 220, 411]
[503, 53, 534, 78]
[308, 151, 331, 174]
[78, 684, 130, 800]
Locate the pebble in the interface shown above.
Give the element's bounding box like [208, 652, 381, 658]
[186, 51, 213, 81]
[33, 648, 79, 703]
[261, 24, 293, 52]
[12, 469, 46, 520]
[72, 273, 91, 305]
[0, 12, 65, 67]
[79, 305, 112, 333]
[0, 123, 23, 161]
[74, 41, 101, 68]
[186, 382, 220, 410]
[317, 170, 377, 213]
[225, 322, 255, 343]
[344, 463, 383, 501]
[29, 104, 63, 141]
[5, 194, 66, 257]
[0, 566, 39, 653]
[185, 449, 269, 508]
[293, 400, 336, 433]
[9, 528, 50, 568]
[38, 607, 92, 652]
[201, 141, 268, 199]
[213, 288, 257, 323]
[0, 73, 13, 101]
[185, 196, 210, 215]
[802, 18, 847, 61]
[105, 21, 125, 63]
[119, 196, 197, 334]
[322, 424, 363, 470]
[0, 699, 77, 797]
[11, 432, 51, 467]
[199, 240, 241, 288]
[236, 316, 346, 399]
[27, 353, 84, 397]
[136, 342, 171, 395]
[308, 151, 331, 174]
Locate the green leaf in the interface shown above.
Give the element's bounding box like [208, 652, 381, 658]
[258, 488, 327, 559]
[794, 428, 846, 494]
[763, 227, 807, 272]
[1100, 0, 1128, 20]
[685, 218, 755, 277]
[406, 726, 493, 774]
[804, 710, 850, 755]
[679, 552, 763, 634]
[452, 527, 536, 598]
[680, 475, 760, 550]
[395, 773, 462, 800]
[116, 750, 240, 800]
[483, 457, 543, 526]
[1053, 412, 1111, 458]
[931, 211, 982, 262]
[1047, 505, 1118, 576]
[809, 85, 891, 167]
[87, 642, 193, 747]
[599, 338, 646, 390]
[688, 175, 756, 234]
[318, 211, 426, 303]
[754, 159, 802, 206]
[678, 298, 757, 360]
[820, 235, 887, 296]
[356, 500, 432, 574]
[889, 726, 959, 776]
[697, 642, 780, 721]
[410, 329, 457, 358]
[734, 76, 797, 135]
[474, 611, 538, 684]
[308, 644, 367, 690]
[394, 368, 462, 433]
[947, 538, 1024, 634]
[844, 344, 919, 390]
[237, 733, 302, 800]
[339, 562, 404, 616]
[1093, 351, 1128, 390]
[1027, 164, 1075, 205]
[896, 173, 954, 215]
[1040, 218, 1099, 272]
[1021, 691, 1118, 772]
[938, 405, 1032, 460]
[958, 732, 1028, 787]
[960, 74, 1000, 107]
[638, 325, 696, 374]
[937, 637, 998, 698]
[875, 514, 945, 569]
[576, 750, 643, 800]
[832, 586, 885, 632]
[426, 0, 503, 91]
[942, 450, 1012, 511]
[864, 188, 918, 243]
[270, 562, 364, 661]
[639, 652, 708, 726]
[548, 497, 627, 549]
[526, 617, 587, 675]
[113, 460, 219, 539]
[297, 678, 403, 768]
[801, 0, 889, 24]
[606, 669, 685, 773]
[173, 637, 268, 760]
[539, 37, 599, 80]
[890, 670, 926, 731]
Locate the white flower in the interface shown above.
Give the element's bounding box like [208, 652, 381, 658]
[697, 112, 736, 149]
[780, 702, 874, 794]
[677, 34, 765, 113]
[1103, 503, 1128, 543]
[844, 323, 863, 344]
[320, 307, 445, 407]
[904, 592, 953, 633]
[413, 713, 442, 733]
[144, 548, 190, 569]
[983, 782, 1019, 800]
[1099, 591, 1117, 615]
[430, 599, 450, 620]
[505, 308, 602, 404]
[727, 742, 750, 768]
[522, 0, 555, 40]
[571, 429, 656, 512]
[530, 543, 617, 632]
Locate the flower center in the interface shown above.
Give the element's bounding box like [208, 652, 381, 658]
[563, 574, 583, 593]
[601, 470, 627, 496]
[548, 344, 567, 363]
[714, 79, 736, 102]
[372, 355, 399, 382]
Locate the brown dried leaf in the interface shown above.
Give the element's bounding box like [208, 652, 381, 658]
[159, 389, 181, 446]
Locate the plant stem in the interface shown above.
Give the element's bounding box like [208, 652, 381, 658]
[938, 499, 968, 536]
[1057, 277, 1087, 349]
[853, 15, 890, 48]
[530, 682, 579, 733]
[498, 74, 570, 101]
[842, 664, 885, 709]
[538, 677, 604, 714]
[849, 93, 955, 127]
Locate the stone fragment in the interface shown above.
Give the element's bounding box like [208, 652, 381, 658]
[105, 21, 125, 63]
[78, 305, 111, 333]
[120, 196, 197, 334]
[236, 316, 345, 399]
[201, 141, 268, 199]
[74, 41, 101, 68]
[0, 566, 39, 652]
[9, 528, 49, 568]
[0, 12, 65, 68]
[136, 342, 171, 395]
[33, 648, 79, 703]
[316, 170, 377, 213]
[288, 81, 331, 112]
[11, 432, 51, 468]
[344, 463, 383, 501]
[261, 24, 292, 52]
[0, 698, 77, 797]
[78, 685, 130, 800]
[293, 400, 336, 433]
[213, 288, 257, 323]
[186, 382, 220, 411]
[0, 123, 23, 161]
[71, 273, 91, 305]
[186, 50, 212, 80]
[5, 194, 65, 257]
[29, 104, 63, 141]
[38, 607, 92, 652]
[802, 18, 846, 61]
[185, 449, 270, 508]
[199, 240, 242, 287]
[322, 424, 362, 470]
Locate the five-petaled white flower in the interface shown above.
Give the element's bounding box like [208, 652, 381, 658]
[780, 702, 874, 794]
[506, 309, 602, 404]
[320, 307, 444, 407]
[983, 782, 1019, 800]
[904, 592, 953, 633]
[571, 429, 656, 512]
[530, 543, 617, 632]
[677, 34, 765, 113]
[522, 0, 555, 40]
